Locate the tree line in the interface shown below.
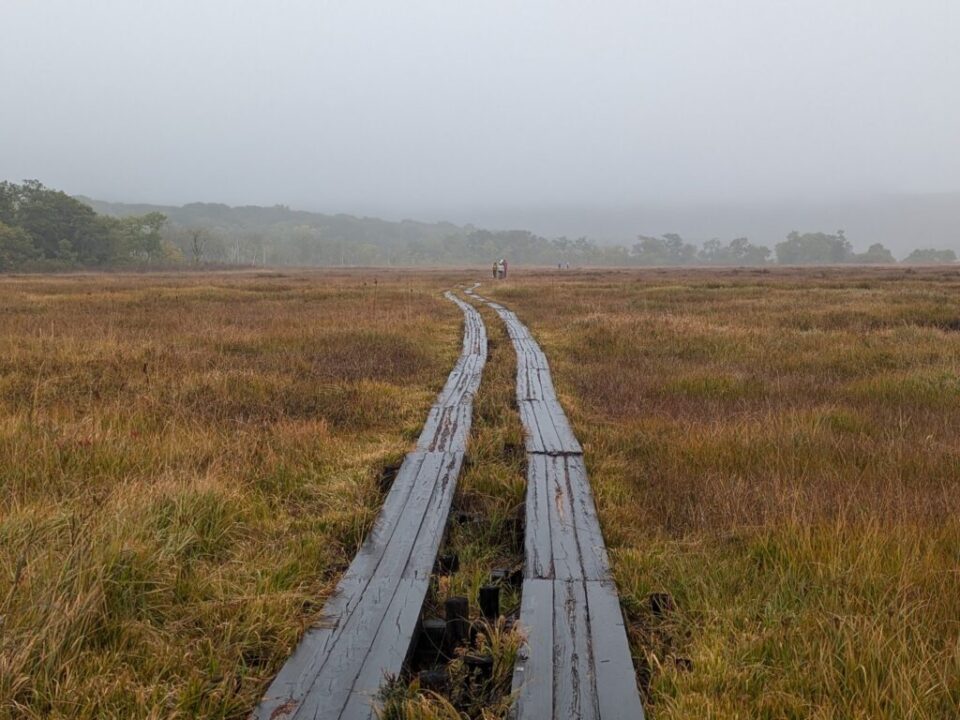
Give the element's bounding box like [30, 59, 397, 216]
[630, 230, 956, 266]
[1, 181, 956, 271]
[0, 181, 178, 270]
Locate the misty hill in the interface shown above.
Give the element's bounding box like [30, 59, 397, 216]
[4, 183, 955, 271]
[77, 195, 958, 268]
[77, 196, 632, 266]
[78, 197, 465, 256]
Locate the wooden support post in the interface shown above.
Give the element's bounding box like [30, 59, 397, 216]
[415, 617, 447, 666]
[444, 596, 470, 648]
[436, 552, 459, 575]
[479, 585, 500, 621]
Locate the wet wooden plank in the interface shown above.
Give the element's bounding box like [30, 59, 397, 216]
[517, 400, 545, 454]
[336, 579, 427, 719]
[542, 399, 582, 453]
[513, 580, 644, 720]
[290, 574, 403, 718]
[253, 448, 439, 717]
[253, 577, 360, 714]
[517, 364, 557, 402]
[518, 400, 582, 455]
[525, 455, 610, 581]
[532, 453, 580, 580]
[510, 579, 553, 720]
[402, 452, 463, 580]
[586, 581, 647, 720]
[524, 454, 554, 580]
[525, 400, 564, 454]
[433, 337, 485, 407]
[296, 578, 426, 720]
[417, 402, 473, 452]
[561, 455, 611, 581]
[553, 579, 599, 720]
[347, 452, 428, 579]
[469, 288, 645, 720]
[252, 293, 486, 720]
[256, 453, 453, 719]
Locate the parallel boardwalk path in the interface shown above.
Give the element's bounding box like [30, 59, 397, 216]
[467, 288, 645, 720]
[253, 292, 487, 720]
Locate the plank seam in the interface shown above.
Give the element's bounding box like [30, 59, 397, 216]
[466, 286, 645, 720]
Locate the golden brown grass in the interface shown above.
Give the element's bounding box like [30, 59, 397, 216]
[5, 265, 959, 719]
[484, 266, 960, 719]
[0, 270, 475, 719]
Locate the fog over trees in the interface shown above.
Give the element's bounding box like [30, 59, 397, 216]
[2, 2, 958, 255]
[2, 182, 955, 270]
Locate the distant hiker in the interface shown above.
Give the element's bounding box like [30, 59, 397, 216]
[492, 260, 498, 279]
[502, 259, 508, 278]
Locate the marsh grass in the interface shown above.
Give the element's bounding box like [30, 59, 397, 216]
[0, 270, 467, 719]
[5, 266, 959, 719]
[486, 266, 960, 719]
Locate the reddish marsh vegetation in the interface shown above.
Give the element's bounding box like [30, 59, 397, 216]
[486, 266, 960, 719]
[0, 270, 468, 718]
[3, 266, 958, 719]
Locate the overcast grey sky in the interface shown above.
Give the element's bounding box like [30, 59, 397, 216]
[2, 0, 959, 220]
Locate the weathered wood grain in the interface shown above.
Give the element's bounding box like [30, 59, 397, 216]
[252, 292, 486, 720]
[525, 454, 610, 582]
[467, 287, 645, 720]
[511, 579, 645, 720]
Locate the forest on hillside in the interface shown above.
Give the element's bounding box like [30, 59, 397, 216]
[1, 181, 957, 270]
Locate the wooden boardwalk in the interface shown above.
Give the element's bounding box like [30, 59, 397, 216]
[252, 292, 486, 720]
[466, 288, 646, 720]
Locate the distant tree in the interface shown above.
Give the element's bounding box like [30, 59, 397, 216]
[2, 180, 101, 261]
[729, 237, 771, 265]
[190, 229, 206, 263]
[662, 233, 697, 264]
[0, 221, 39, 270]
[0, 183, 16, 226]
[158, 224, 217, 264]
[632, 233, 697, 265]
[241, 231, 268, 265]
[853, 243, 896, 264]
[698, 238, 725, 264]
[108, 212, 167, 262]
[775, 230, 853, 264]
[137, 212, 167, 260]
[599, 242, 632, 264]
[0, 181, 176, 267]
[902, 248, 957, 264]
[697, 236, 770, 265]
